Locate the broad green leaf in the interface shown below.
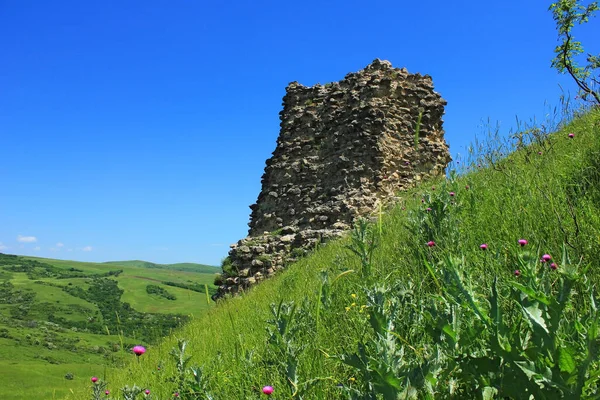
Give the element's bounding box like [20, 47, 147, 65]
[286, 357, 298, 385]
[523, 304, 549, 334]
[372, 370, 402, 398]
[338, 353, 365, 370]
[445, 259, 490, 324]
[422, 255, 442, 294]
[382, 372, 403, 389]
[515, 360, 543, 380]
[558, 346, 576, 374]
[511, 282, 551, 305]
[557, 277, 574, 306]
[482, 386, 498, 400]
[369, 308, 388, 336]
[442, 324, 457, 342]
[424, 371, 437, 386]
[497, 333, 512, 353]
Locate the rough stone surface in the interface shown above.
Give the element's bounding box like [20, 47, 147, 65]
[213, 59, 451, 300]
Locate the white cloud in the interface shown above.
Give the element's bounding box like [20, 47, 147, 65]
[33, 246, 41, 251]
[0, 243, 7, 251]
[50, 242, 64, 252]
[82, 246, 93, 252]
[17, 235, 37, 243]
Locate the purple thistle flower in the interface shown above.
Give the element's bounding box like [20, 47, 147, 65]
[427, 241, 436, 248]
[480, 243, 488, 250]
[263, 386, 274, 395]
[568, 133, 574, 138]
[514, 269, 521, 276]
[518, 239, 528, 247]
[132, 345, 146, 356]
[91, 377, 98, 383]
[542, 254, 552, 262]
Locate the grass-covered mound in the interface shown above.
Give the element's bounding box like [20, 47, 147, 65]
[74, 109, 600, 399]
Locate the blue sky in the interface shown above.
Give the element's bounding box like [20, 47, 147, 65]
[0, 1, 597, 266]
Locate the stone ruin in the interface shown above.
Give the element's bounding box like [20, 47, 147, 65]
[213, 59, 451, 300]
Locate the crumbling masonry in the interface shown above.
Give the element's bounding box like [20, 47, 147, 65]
[213, 59, 451, 300]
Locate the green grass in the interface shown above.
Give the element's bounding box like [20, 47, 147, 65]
[19, 257, 217, 314]
[0, 255, 218, 399]
[117, 275, 209, 314]
[66, 108, 600, 399]
[103, 260, 220, 274]
[0, 360, 103, 399]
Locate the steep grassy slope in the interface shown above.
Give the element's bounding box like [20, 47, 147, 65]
[0, 255, 218, 399]
[72, 110, 600, 399]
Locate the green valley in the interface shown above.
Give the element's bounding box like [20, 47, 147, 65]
[0, 254, 218, 399]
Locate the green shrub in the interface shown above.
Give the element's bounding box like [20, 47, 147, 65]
[146, 284, 177, 301]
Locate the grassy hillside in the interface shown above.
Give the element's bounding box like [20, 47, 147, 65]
[0, 255, 218, 399]
[103, 260, 220, 274]
[72, 109, 600, 399]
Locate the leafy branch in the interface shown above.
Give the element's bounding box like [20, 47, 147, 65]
[550, 0, 600, 106]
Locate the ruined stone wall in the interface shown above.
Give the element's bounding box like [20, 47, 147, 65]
[213, 59, 451, 300]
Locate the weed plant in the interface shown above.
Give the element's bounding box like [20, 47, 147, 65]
[76, 107, 600, 399]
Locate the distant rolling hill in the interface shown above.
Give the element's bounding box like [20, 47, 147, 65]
[103, 260, 220, 274]
[0, 253, 219, 399]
